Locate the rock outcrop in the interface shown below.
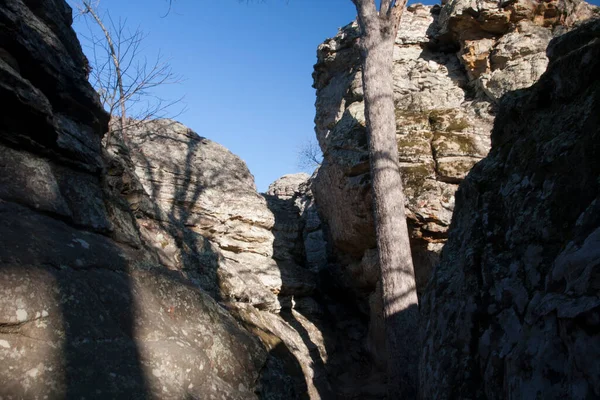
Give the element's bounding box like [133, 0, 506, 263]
[0, 1, 273, 399]
[0, 2, 362, 397]
[0, 1, 345, 398]
[420, 18, 600, 399]
[122, 120, 313, 312]
[265, 173, 329, 274]
[2, 0, 599, 398]
[111, 123, 339, 399]
[265, 174, 388, 399]
[311, 0, 597, 364]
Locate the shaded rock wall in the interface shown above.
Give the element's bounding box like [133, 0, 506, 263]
[311, 0, 597, 363]
[265, 173, 328, 274]
[420, 18, 600, 399]
[264, 174, 389, 399]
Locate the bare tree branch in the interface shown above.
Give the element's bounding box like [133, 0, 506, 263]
[380, 0, 393, 17]
[297, 137, 322, 172]
[76, 0, 185, 148]
[391, 0, 409, 36]
[80, 0, 128, 144]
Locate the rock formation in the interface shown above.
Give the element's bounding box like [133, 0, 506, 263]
[311, 0, 597, 364]
[420, 18, 600, 399]
[1, 0, 599, 398]
[0, 0, 340, 398]
[0, 1, 271, 398]
[112, 122, 336, 399]
[0, 2, 365, 397]
[265, 173, 328, 274]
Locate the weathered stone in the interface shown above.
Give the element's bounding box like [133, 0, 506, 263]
[0, 2, 297, 398]
[0, 263, 267, 400]
[0, 0, 108, 170]
[311, 0, 597, 381]
[420, 19, 600, 399]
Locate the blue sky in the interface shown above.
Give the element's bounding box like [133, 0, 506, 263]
[70, 0, 360, 192]
[69, 0, 600, 192]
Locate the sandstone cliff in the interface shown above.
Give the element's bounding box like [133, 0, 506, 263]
[0, 1, 270, 398]
[109, 122, 340, 399]
[0, 1, 337, 398]
[420, 18, 600, 399]
[1, 0, 599, 398]
[311, 0, 597, 364]
[0, 2, 367, 398]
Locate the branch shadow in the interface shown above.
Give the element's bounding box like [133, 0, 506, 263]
[121, 120, 223, 299]
[0, 178, 151, 398]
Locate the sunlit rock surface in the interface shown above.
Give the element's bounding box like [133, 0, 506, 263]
[1, 0, 599, 398]
[0, 0, 335, 398]
[0, 1, 272, 398]
[0, 1, 364, 397]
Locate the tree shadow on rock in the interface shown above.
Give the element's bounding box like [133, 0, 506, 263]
[118, 120, 223, 299]
[0, 194, 151, 399]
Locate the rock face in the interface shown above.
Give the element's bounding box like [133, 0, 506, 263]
[265, 173, 329, 274]
[420, 18, 600, 399]
[265, 174, 390, 399]
[0, 2, 359, 397]
[0, 1, 340, 399]
[311, 0, 597, 363]
[2, 0, 598, 398]
[0, 1, 272, 399]
[115, 124, 339, 399]
[124, 120, 289, 311]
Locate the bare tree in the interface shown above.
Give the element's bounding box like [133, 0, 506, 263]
[77, 0, 184, 146]
[350, 0, 419, 397]
[297, 137, 322, 172]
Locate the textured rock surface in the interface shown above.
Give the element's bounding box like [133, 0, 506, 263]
[123, 119, 288, 311]
[0, 2, 363, 397]
[311, 0, 597, 364]
[265, 173, 329, 273]
[0, 1, 305, 398]
[420, 19, 600, 400]
[3, 0, 599, 397]
[313, 0, 596, 284]
[263, 174, 393, 399]
[115, 125, 341, 398]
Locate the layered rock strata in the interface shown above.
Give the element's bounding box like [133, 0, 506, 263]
[420, 18, 600, 399]
[0, 1, 273, 398]
[0, 1, 331, 398]
[311, 0, 597, 363]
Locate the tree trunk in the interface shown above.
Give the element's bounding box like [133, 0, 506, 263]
[83, 1, 128, 145]
[353, 0, 419, 397]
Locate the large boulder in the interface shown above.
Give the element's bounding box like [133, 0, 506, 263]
[121, 119, 286, 311]
[420, 18, 600, 399]
[109, 125, 338, 398]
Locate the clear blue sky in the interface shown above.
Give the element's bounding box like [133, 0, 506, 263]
[68, 0, 599, 192]
[69, 0, 361, 192]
